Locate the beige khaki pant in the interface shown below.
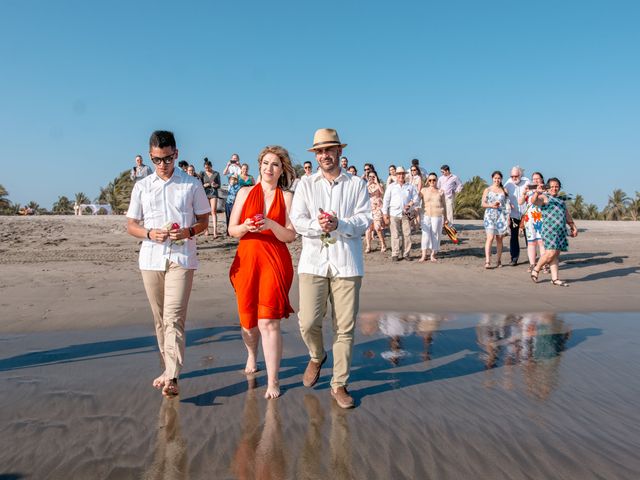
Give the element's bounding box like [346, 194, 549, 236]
[444, 195, 455, 224]
[298, 274, 362, 388]
[389, 215, 412, 258]
[141, 263, 195, 379]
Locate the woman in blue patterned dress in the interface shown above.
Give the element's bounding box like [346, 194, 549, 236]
[530, 178, 578, 286]
[482, 171, 510, 269]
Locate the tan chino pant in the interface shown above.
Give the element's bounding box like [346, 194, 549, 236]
[389, 215, 412, 258]
[141, 263, 195, 379]
[298, 274, 362, 388]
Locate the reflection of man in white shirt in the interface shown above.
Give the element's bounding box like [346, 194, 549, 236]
[291, 128, 371, 409]
[382, 166, 418, 261]
[126, 130, 210, 398]
[437, 164, 463, 224]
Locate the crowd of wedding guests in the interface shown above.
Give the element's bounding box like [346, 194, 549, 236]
[131, 152, 578, 283]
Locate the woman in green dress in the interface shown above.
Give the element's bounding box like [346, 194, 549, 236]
[530, 178, 578, 286]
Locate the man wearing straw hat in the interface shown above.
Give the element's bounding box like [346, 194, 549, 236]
[291, 128, 372, 409]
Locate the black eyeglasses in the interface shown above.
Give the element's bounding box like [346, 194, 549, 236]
[150, 152, 175, 165]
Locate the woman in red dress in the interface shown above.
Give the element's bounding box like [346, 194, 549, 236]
[228, 146, 297, 399]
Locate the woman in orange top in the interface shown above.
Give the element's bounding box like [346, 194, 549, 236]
[228, 145, 297, 399]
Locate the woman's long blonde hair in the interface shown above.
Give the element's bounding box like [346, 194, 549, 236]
[257, 145, 295, 190]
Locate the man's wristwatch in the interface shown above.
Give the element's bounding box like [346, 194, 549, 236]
[146, 229, 151, 240]
[188, 227, 196, 238]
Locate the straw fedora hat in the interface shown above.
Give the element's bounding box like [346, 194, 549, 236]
[395, 166, 406, 173]
[307, 128, 347, 152]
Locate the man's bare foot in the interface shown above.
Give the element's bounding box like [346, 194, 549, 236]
[162, 378, 179, 397]
[265, 381, 280, 399]
[418, 257, 427, 263]
[152, 373, 166, 390]
[430, 256, 439, 263]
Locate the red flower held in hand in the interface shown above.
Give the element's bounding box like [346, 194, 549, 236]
[171, 222, 180, 230]
[252, 213, 264, 223]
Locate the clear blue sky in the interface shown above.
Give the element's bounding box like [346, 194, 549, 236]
[2, 0, 639, 209]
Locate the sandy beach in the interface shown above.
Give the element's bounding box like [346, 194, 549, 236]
[1, 216, 639, 479]
[0, 216, 639, 333]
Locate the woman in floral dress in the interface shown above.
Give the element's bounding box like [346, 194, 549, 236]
[482, 171, 509, 268]
[530, 178, 578, 286]
[518, 171, 546, 272]
[365, 171, 387, 253]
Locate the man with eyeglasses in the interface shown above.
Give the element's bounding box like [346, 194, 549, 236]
[126, 130, 210, 398]
[437, 164, 463, 225]
[504, 165, 531, 266]
[303, 161, 314, 176]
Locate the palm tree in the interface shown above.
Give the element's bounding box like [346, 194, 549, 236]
[0, 184, 10, 214]
[627, 191, 640, 221]
[567, 194, 586, 219]
[75, 192, 90, 205]
[454, 176, 488, 219]
[97, 170, 133, 214]
[52, 195, 74, 214]
[585, 204, 601, 220]
[293, 163, 305, 178]
[603, 189, 630, 220]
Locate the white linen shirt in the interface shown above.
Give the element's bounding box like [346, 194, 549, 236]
[291, 171, 372, 278]
[382, 182, 419, 217]
[504, 177, 530, 219]
[126, 168, 210, 271]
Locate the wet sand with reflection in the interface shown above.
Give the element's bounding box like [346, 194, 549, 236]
[1, 312, 639, 479]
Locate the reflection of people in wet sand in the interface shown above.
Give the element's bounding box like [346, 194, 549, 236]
[359, 311, 445, 364]
[231, 377, 287, 479]
[143, 398, 188, 480]
[296, 394, 353, 480]
[476, 313, 571, 400]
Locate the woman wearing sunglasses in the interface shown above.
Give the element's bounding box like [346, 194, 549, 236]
[419, 173, 447, 262]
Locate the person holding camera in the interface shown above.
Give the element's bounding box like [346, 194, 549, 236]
[519, 171, 547, 273]
[224, 153, 242, 179]
[530, 177, 578, 286]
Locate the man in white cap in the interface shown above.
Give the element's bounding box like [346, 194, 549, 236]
[382, 166, 419, 261]
[291, 128, 372, 409]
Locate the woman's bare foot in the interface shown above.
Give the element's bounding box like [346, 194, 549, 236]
[430, 255, 438, 263]
[162, 378, 179, 397]
[152, 373, 167, 390]
[265, 381, 280, 399]
[418, 256, 427, 263]
[244, 355, 259, 374]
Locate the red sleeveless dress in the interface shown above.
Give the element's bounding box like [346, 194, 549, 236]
[229, 183, 294, 329]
